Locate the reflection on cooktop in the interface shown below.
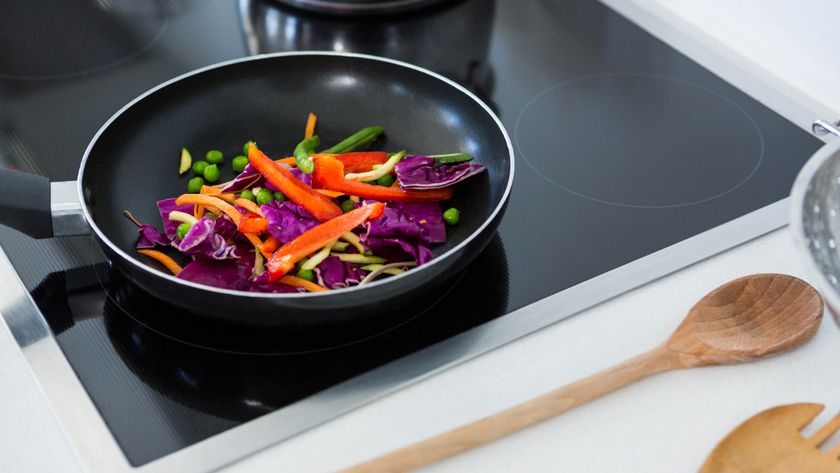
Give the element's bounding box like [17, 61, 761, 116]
[0, 0, 169, 79]
[516, 73, 764, 208]
[239, 0, 496, 108]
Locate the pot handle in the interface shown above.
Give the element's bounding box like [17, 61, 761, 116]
[0, 168, 88, 238]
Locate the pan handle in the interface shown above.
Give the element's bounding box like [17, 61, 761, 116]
[0, 168, 88, 238]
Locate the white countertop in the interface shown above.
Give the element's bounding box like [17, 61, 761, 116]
[3, 1, 840, 472]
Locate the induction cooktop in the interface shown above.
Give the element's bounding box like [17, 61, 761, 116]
[0, 0, 825, 471]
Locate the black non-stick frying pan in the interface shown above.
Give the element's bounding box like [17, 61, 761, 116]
[0, 52, 513, 332]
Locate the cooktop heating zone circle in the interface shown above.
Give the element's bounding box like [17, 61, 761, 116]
[515, 73, 765, 208]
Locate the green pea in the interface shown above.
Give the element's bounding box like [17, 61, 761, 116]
[192, 160, 208, 175]
[176, 223, 192, 240]
[273, 191, 287, 202]
[256, 188, 274, 205]
[231, 155, 249, 173]
[187, 176, 204, 193]
[205, 149, 223, 164]
[296, 268, 315, 282]
[443, 207, 460, 225]
[340, 199, 356, 213]
[239, 189, 256, 202]
[376, 174, 394, 187]
[205, 212, 218, 219]
[243, 141, 255, 156]
[203, 164, 220, 183]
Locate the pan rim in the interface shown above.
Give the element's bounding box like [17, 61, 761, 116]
[78, 51, 515, 299]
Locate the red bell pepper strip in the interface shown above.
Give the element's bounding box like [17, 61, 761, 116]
[248, 145, 342, 222]
[261, 236, 280, 254]
[267, 203, 385, 280]
[312, 156, 453, 202]
[334, 152, 389, 173]
[237, 213, 268, 234]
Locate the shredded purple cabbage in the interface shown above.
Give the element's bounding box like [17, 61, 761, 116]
[156, 198, 194, 239]
[291, 167, 313, 187]
[250, 271, 305, 293]
[364, 237, 434, 265]
[262, 200, 319, 243]
[221, 163, 262, 192]
[213, 215, 238, 240]
[222, 161, 312, 193]
[361, 201, 443, 265]
[136, 224, 170, 248]
[177, 246, 253, 290]
[177, 216, 239, 260]
[395, 155, 485, 190]
[314, 256, 366, 289]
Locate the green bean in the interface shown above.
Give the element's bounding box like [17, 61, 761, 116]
[323, 126, 384, 154]
[293, 135, 320, 174]
[376, 174, 394, 187]
[428, 153, 473, 164]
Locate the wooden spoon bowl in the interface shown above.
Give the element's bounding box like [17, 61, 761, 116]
[667, 274, 824, 366]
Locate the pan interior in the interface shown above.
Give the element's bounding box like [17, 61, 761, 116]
[82, 55, 510, 283]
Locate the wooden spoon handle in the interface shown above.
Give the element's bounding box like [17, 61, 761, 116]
[344, 345, 679, 473]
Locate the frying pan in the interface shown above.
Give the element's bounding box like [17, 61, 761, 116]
[0, 52, 513, 332]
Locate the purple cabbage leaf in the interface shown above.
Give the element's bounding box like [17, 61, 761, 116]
[395, 155, 485, 190]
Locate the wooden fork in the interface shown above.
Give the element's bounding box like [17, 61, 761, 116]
[700, 403, 840, 473]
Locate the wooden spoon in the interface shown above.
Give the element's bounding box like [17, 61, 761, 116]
[345, 274, 824, 473]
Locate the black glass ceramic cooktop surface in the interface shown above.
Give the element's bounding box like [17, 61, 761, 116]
[0, 0, 822, 466]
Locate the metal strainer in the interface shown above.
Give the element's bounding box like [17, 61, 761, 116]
[791, 120, 840, 316]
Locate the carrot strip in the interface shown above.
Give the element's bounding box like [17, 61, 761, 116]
[279, 275, 327, 292]
[234, 198, 265, 218]
[193, 204, 204, 220]
[248, 145, 342, 221]
[243, 233, 272, 258]
[200, 184, 221, 193]
[267, 203, 385, 280]
[175, 194, 241, 225]
[201, 185, 237, 203]
[123, 210, 142, 228]
[304, 112, 317, 139]
[137, 249, 183, 275]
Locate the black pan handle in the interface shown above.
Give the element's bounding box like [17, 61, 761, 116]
[0, 168, 88, 238]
